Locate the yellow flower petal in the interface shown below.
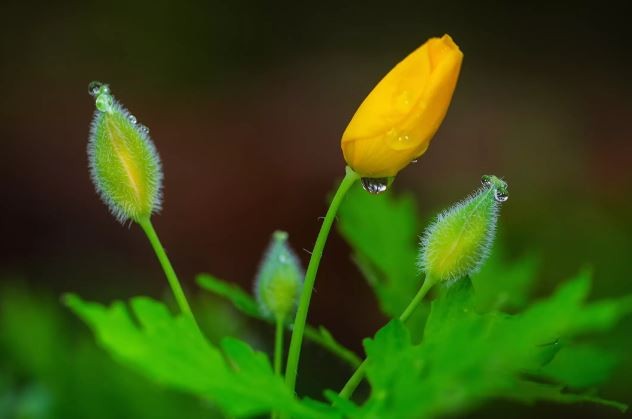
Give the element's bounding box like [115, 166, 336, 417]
[341, 34, 463, 178]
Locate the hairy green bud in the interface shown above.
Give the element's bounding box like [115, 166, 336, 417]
[254, 231, 304, 320]
[87, 82, 163, 223]
[418, 175, 508, 282]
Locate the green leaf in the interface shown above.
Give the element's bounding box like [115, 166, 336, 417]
[471, 244, 540, 311]
[536, 345, 617, 389]
[197, 273, 361, 368]
[338, 184, 421, 318]
[64, 294, 333, 419]
[336, 272, 631, 418]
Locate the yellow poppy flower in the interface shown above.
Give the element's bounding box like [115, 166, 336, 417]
[341, 34, 463, 178]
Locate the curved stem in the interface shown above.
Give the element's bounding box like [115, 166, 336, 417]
[399, 276, 434, 323]
[338, 276, 436, 400]
[138, 217, 198, 326]
[284, 166, 360, 394]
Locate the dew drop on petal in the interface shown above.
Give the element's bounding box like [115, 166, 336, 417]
[128, 114, 137, 124]
[393, 90, 412, 113]
[385, 128, 415, 150]
[361, 177, 389, 195]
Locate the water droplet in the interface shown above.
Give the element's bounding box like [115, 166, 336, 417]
[394, 90, 412, 113]
[385, 128, 414, 150]
[361, 177, 389, 195]
[138, 124, 150, 134]
[411, 159, 418, 164]
[88, 81, 104, 97]
[128, 114, 137, 124]
[481, 175, 492, 187]
[494, 189, 508, 202]
[95, 93, 113, 113]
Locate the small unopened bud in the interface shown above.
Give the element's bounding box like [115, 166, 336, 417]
[254, 231, 304, 320]
[419, 175, 508, 282]
[87, 81, 163, 223]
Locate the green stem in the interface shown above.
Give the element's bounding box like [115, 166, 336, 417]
[337, 360, 367, 400]
[272, 316, 285, 419]
[274, 316, 285, 376]
[399, 276, 434, 323]
[338, 276, 436, 400]
[284, 166, 360, 394]
[138, 217, 197, 325]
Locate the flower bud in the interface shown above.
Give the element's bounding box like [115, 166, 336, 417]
[254, 231, 304, 320]
[419, 175, 508, 282]
[341, 34, 463, 179]
[87, 82, 163, 223]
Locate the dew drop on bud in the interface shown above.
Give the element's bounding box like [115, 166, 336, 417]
[128, 114, 137, 124]
[419, 174, 508, 282]
[361, 177, 389, 194]
[95, 94, 113, 113]
[494, 189, 508, 202]
[138, 124, 150, 134]
[88, 81, 103, 97]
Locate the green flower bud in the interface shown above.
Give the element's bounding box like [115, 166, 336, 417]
[87, 82, 163, 223]
[418, 175, 508, 282]
[254, 231, 304, 320]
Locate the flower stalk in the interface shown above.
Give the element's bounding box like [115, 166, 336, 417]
[284, 166, 360, 394]
[138, 218, 197, 326]
[86, 82, 197, 327]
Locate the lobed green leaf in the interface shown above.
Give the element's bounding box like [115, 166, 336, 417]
[64, 294, 335, 418]
[333, 272, 631, 418]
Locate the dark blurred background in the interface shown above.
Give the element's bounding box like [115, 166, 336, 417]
[1, 1, 631, 418]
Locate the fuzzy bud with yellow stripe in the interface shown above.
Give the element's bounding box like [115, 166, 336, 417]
[419, 175, 508, 283]
[87, 82, 163, 224]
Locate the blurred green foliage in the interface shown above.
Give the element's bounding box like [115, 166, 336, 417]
[338, 183, 421, 318]
[334, 183, 632, 416]
[337, 183, 428, 337]
[328, 274, 631, 418]
[2, 178, 631, 418]
[0, 282, 212, 419]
